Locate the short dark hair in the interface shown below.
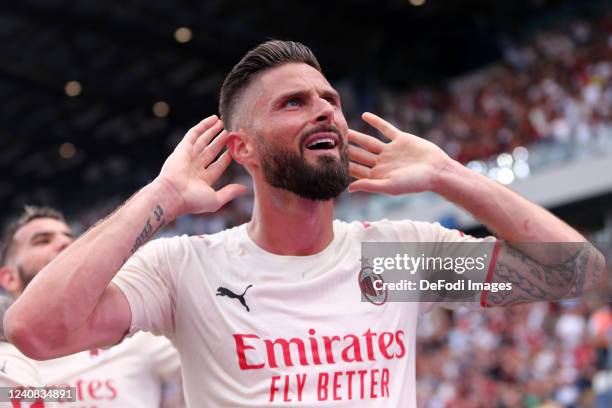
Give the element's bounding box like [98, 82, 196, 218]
[0, 205, 65, 265]
[219, 40, 322, 130]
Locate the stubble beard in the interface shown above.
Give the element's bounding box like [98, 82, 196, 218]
[259, 134, 350, 201]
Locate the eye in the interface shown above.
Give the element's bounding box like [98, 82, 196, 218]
[33, 238, 50, 246]
[284, 97, 303, 108]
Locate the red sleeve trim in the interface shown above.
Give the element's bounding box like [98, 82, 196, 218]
[480, 240, 501, 308]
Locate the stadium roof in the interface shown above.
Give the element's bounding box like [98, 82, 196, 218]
[0, 0, 590, 219]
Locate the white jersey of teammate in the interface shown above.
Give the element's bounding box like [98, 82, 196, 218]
[35, 332, 180, 408]
[113, 219, 498, 407]
[0, 341, 42, 387]
[0, 342, 43, 408]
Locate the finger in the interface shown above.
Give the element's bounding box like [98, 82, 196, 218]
[348, 129, 386, 154]
[348, 145, 377, 167]
[204, 150, 233, 183]
[348, 178, 393, 193]
[193, 121, 225, 154]
[362, 112, 399, 140]
[349, 162, 372, 179]
[185, 115, 219, 144]
[196, 130, 229, 168]
[214, 184, 249, 209]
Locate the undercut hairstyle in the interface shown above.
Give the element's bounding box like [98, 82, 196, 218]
[219, 40, 322, 130]
[0, 205, 65, 266]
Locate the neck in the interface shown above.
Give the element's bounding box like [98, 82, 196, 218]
[247, 183, 335, 256]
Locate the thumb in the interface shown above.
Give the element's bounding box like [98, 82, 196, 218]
[348, 179, 392, 193]
[215, 184, 249, 207]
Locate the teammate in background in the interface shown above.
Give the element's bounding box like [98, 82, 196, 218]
[5, 41, 605, 407]
[0, 206, 184, 407]
[0, 290, 44, 396]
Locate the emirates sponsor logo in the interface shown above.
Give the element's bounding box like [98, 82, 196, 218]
[233, 328, 406, 403]
[234, 328, 405, 370]
[48, 379, 117, 404]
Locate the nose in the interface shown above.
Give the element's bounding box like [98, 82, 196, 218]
[313, 97, 334, 124]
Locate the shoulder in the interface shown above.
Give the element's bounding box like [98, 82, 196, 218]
[0, 341, 41, 386]
[191, 223, 245, 247]
[336, 219, 450, 241]
[136, 225, 243, 258]
[171, 224, 245, 250]
[0, 341, 25, 357]
[121, 331, 175, 353]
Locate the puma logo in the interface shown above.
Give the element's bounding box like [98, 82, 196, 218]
[216, 285, 253, 312]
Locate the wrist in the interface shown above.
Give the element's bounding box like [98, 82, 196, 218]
[147, 177, 184, 222]
[430, 157, 467, 197]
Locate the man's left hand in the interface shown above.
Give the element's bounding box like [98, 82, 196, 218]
[347, 112, 453, 195]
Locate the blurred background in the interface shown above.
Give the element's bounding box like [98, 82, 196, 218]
[0, 0, 611, 406]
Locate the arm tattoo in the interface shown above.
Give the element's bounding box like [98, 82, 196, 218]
[129, 204, 166, 255]
[568, 244, 603, 297]
[487, 242, 605, 307]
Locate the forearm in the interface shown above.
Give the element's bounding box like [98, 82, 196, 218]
[433, 160, 605, 300]
[485, 241, 604, 305]
[433, 159, 584, 242]
[6, 179, 180, 339]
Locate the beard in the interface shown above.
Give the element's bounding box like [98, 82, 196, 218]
[259, 130, 350, 201]
[17, 264, 37, 290]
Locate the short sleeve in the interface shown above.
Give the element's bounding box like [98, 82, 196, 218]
[111, 238, 176, 339]
[425, 223, 501, 310]
[374, 220, 500, 315]
[375, 219, 495, 244]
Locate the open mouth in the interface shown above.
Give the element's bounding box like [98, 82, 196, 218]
[306, 138, 338, 150]
[303, 132, 340, 151]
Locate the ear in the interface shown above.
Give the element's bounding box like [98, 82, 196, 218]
[0, 265, 21, 297]
[227, 131, 257, 167]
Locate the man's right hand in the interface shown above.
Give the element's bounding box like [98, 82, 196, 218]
[4, 115, 249, 360]
[156, 115, 248, 218]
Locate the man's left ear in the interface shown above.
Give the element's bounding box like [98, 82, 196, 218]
[0, 265, 21, 297]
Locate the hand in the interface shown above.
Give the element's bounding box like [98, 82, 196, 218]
[348, 112, 452, 195]
[155, 115, 248, 216]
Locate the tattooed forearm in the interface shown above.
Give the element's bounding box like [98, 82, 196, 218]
[568, 243, 603, 297]
[488, 242, 605, 307]
[488, 291, 532, 307]
[129, 204, 166, 254]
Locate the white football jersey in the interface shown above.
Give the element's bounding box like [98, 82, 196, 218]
[113, 219, 496, 407]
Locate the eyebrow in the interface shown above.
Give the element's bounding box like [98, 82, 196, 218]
[321, 89, 340, 100]
[30, 231, 75, 242]
[274, 88, 340, 105]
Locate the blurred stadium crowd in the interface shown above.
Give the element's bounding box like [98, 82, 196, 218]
[416, 295, 611, 407]
[373, 14, 612, 164]
[9, 11, 611, 408]
[76, 14, 612, 236]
